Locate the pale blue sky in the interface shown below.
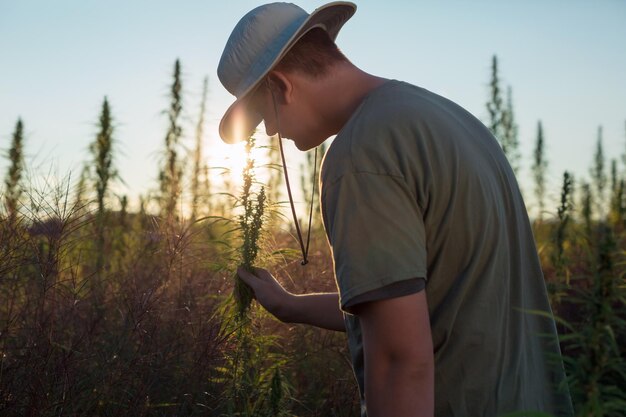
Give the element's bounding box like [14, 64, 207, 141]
[1, 0, 625, 217]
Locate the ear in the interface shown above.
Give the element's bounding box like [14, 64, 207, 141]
[267, 70, 294, 104]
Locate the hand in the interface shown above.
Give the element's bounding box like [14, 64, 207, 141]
[237, 267, 294, 322]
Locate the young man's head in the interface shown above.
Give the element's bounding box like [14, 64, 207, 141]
[250, 28, 349, 150]
[217, 2, 356, 148]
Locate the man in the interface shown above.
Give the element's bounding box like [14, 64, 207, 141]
[217, 2, 573, 416]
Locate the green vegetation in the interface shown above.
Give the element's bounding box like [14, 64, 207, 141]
[3, 119, 24, 228]
[0, 56, 624, 416]
[159, 59, 184, 222]
[487, 55, 520, 175]
[532, 121, 548, 222]
[191, 77, 210, 222]
[535, 148, 626, 417]
[90, 97, 118, 293]
[234, 134, 267, 319]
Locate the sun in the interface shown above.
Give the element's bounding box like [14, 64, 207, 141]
[207, 135, 271, 192]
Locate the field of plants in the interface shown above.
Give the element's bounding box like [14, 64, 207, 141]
[0, 56, 624, 416]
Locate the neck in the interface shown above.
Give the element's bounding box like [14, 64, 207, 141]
[308, 63, 388, 138]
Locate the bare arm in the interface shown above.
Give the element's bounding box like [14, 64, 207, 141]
[354, 290, 434, 417]
[237, 267, 345, 332]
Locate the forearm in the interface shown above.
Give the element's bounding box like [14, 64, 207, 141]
[235, 268, 345, 331]
[283, 292, 345, 332]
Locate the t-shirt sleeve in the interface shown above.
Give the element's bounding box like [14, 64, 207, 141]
[343, 277, 426, 313]
[322, 171, 428, 311]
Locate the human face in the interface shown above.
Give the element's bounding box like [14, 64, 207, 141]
[249, 77, 325, 151]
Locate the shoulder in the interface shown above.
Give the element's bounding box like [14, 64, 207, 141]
[322, 81, 430, 184]
[355, 81, 433, 130]
[323, 81, 449, 185]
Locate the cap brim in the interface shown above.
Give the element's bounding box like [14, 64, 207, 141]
[218, 2, 356, 144]
[219, 94, 263, 144]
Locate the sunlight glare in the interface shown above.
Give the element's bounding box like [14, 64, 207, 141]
[207, 135, 271, 192]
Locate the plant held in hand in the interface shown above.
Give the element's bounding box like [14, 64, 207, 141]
[235, 134, 266, 318]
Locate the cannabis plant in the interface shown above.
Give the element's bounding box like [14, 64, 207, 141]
[234, 134, 267, 318]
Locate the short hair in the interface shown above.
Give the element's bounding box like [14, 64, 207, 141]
[273, 28, 348, 77]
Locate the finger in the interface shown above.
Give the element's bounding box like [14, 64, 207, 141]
[251, 267, 273, 282]
[237, 267, 260, 289]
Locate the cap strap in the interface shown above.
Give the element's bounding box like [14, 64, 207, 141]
[270, 85, 315, 266]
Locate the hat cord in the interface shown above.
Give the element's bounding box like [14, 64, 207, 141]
[269, 84, 316, 266]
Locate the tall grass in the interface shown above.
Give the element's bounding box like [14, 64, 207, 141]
[1, 56, 623, 416]
[542, 171, 626, 416]
[0, 172, 357, 416]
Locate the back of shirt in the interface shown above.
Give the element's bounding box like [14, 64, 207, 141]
[321, 80, 573, 416]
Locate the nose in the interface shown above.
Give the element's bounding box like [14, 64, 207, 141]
[261, 102, 279, 137]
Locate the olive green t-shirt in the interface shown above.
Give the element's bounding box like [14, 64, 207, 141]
[320, 80, 573, 417]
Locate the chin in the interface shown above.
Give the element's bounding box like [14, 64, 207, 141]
[291, 135, 326, 152]
[294, 141, 314, 152]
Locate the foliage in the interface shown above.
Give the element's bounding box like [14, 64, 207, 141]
[233, 134, 267, 319]
[1, 55, 624, 417]
[0, 171, 357, 416]
[3, 118, 25, 225]
[159, 59, 184, 221]
[487, 55, 504, 140]
[532, 120, 548, 222]
[590, 126, 607, 216]
[501, 86, 520, 175]
[89, 97, 118, 283]
[551, 171, 574, 282]
[486, 55, 520, 174]
[91, 97, 116, 218]
[543, 175, 626, 417]
[191, 76, 209, 222]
